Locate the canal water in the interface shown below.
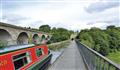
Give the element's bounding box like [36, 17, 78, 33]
[50, 49, 64, 64]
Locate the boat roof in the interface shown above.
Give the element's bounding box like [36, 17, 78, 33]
[0, 44, 35, 54]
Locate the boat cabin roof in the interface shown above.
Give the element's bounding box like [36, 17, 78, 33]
[0, 44, 35, 54]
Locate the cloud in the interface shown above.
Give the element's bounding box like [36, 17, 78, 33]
[0, 0, 120, 31]
[2, 14, 28, 22]
[97, 17, 120, 24]
[82, 5, 120, 24]
[87, 14, 120, 24]
[1, 14, 30, 25]
[27, 21, 44, 28]
[85, 1, 120, 13]
[86, 10, 120, 28]
[87, 22, 120, 29]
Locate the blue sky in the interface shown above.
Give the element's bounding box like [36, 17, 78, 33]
[0, 0, 120, 31]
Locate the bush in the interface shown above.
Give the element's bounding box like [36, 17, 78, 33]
[77, 25, 120, 56]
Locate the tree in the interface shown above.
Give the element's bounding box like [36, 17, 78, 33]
[78, 26, 120, 56]
[79, 32, 94, 48]
[77, 26, 118, 56]
[51, 27, 57, 33]
[39, 25, 51, 32]
[38, 25, 73, 43]
[50, 28, 72, 43]
[106, 25, 120, 52]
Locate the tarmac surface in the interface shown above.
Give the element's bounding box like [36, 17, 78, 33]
[47, 41, 87, 70]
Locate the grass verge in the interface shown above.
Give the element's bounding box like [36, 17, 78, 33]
[47, 40, 70, 51]
[107, 51, 120, 65]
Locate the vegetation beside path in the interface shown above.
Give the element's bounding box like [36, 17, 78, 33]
[39, 25, 73, 51]
[76, 25, 120, 65]
[107, 51, 120, 65]
[48, 40, 70, 51]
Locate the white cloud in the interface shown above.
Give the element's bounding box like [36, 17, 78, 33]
[85, 1, 119, 13]
[1, 0, 120, 31]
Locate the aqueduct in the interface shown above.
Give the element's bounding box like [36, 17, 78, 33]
[0, 22, 51, 46]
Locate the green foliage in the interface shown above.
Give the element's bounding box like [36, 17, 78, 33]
[39, 25, 51, 32]
[107, 51, 120, 64]
[48, 41, 70, 51]
[27, 24, 73, 44]
[79, 32, 94, 48]
[39, 25, 73, 43]
[50, 27, 73, 43]
[106, 26, 120, 51]
[77, 25, 120, 56]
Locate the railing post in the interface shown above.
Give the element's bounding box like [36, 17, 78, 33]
[103, 60, 106, 70]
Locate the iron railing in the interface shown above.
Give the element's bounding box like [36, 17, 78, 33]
[76, 40, 120, 70]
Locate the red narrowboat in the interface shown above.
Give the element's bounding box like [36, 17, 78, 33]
[0, 44, 52, 70]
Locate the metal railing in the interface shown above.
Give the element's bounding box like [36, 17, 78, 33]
[76, 40, 120, 70]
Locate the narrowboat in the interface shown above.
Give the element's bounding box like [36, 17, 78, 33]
[0, 44, 52, 70]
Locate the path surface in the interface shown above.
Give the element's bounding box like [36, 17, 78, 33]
[48, 41, 87, 70]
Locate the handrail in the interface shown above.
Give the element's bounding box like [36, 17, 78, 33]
[76, 40, 120, 70]
[0, 44, 35, 54]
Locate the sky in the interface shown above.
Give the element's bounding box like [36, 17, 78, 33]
[0, 0, 120, 31]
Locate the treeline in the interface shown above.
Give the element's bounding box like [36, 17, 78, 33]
[39, 25, 74, 43]
[77, 25, 120, 56]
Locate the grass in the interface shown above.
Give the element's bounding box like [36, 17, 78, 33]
[48, 40, 70, 51]
[107, 51, 120, 65]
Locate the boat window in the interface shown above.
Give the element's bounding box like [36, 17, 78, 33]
[13, 52, 31, 70]
[36, 48, 44, 57]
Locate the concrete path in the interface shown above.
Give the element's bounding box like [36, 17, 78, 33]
[48, 41, 87, 70]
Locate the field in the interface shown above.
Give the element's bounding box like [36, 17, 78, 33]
[107, 51, 120, 65]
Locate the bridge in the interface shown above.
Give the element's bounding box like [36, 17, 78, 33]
[0, 22, 120, 70]
[48, 40, 120, 70]
[0, 22, 51, 46]
[48, 41, 87, 70]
